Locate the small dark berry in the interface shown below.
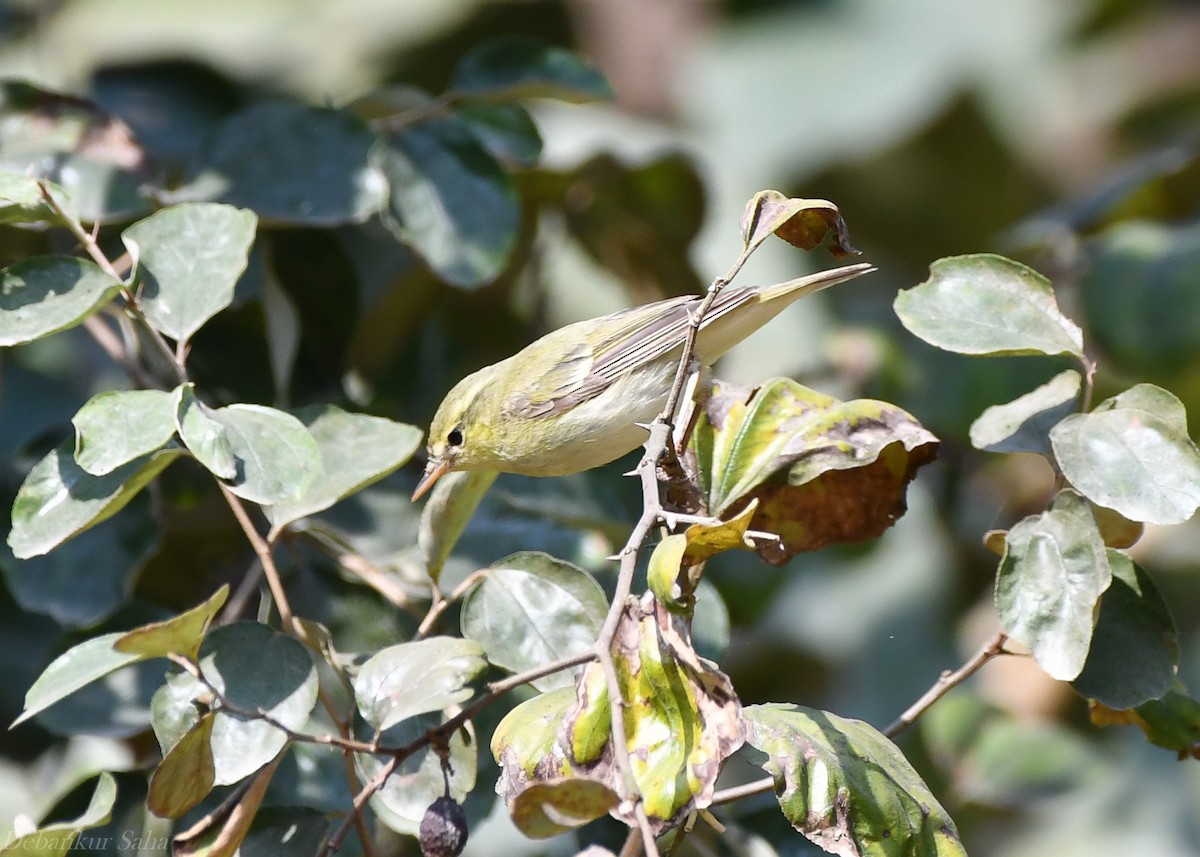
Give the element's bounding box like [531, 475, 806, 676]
[419, 795, 468, 857]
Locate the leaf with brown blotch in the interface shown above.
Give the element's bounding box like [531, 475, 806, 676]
[739, 190, 860, 258]
[690, 378, 938, 565]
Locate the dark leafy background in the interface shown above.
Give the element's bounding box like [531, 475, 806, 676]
[1, 1, 1199, 856]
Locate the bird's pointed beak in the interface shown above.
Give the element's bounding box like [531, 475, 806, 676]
[412, 456, 451, 502]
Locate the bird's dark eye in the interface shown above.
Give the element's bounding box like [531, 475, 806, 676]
[447, 428, 464, 447]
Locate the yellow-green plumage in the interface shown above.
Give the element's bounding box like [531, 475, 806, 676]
[414, 262, 874, 498]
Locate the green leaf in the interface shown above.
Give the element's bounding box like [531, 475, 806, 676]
[353, 636, 487, 732]
[0, 256, 123, 346]
[172, 758, 284, 857]
[418, 469, 498, 584]
[970, 369, 1082, 456]
[1079, 220, 1200, 376]
[361, 712, 476, 835]
[375, 117, 519, 288]
[0, 489, 158, 627]
[739, 190, 860, 258]
[151, 622, 319, 786]
[460, 551, 607, 691]
[147, 711, 217, 818]
[0, 170, 67, 224]
[210, 404, 321, 505]
[0, 772, 116, 856]
[1050, 384, 1200, 525]
[455, 103, 543, 167]
[7, 442, 182, 559]
[745, 703, 966, 857]
[174, 101, 383, 226]
[122, 202, 257, 343]
[174, 384, 238, 479]
[451, 37, 612, 103]
[72, 389, 177, 475]
[114, 585, 229, 662]
[491, 686, 577, 778]
[1072, 551, 1178, 709]
[996, 490, 1112, 681]
[691, 378, 938, 564]
[264, 405, 422, 532]
[10, 633, 143, 728]
[510, 779, 620, 839]
[1127, 689, 1200, 758]
[894, 254, 1085, 358]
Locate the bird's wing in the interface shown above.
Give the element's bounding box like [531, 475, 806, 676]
[503, 289, 755, 419]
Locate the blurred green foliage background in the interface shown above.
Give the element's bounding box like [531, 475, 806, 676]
[1, 1, 1199, 855]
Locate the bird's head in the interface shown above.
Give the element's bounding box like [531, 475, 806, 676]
[412, 366, 499, 500]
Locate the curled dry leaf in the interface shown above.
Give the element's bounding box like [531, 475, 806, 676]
[739, 190, 860, 258]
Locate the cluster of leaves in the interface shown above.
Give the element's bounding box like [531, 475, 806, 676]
[896, 253, 1200, 757]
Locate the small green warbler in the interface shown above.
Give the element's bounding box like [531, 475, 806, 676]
[413, 262, 874, 499]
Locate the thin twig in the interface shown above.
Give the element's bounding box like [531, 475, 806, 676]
[883, 631, 1009, 738]
[415, 568, 490, 638]
[217, 484, 297, 631]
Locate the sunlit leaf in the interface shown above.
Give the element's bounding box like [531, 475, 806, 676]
[123, 202, 257, 343]
[745, 703, 966, 857]
[1073, 551, 1178, 709]
[1050, 384, 1200, 525]
[510, 779, 620, 839]
[690, 378, 938, 564]
[970, 369, 1081, 456]
[0, 772, 116, 856]
[894, 254, 1084, 358]
[7, 442, 182, 559]
[210, 404, 321, 505]
[376, 117, 519, 288]
[461, 552, 605, 691]
[353, 636, 487, 731]
[114, 585, 229, 662]
[996, 490, 1111, 681]
[451, 37, 612, 103]
[647, 534, 690, 613]
[0, 256, 123, 346]
[740, 190, 860, 257]
[174, 383, 237, 479]
[72, 389, 177, 475]
[0, 170, 68, 224]
[491, 686, 576, 782]
[11, 633, 142, 729]
[264, 405, 422, 532]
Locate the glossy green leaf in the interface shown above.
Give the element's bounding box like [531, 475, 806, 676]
[72, 389, 177, 475]
[147, 712, 216, 818]
[1129, 689, 1200, 758]
[34, 656, 161, 739]
[123, 202, 257, 343]
[1079, 220, 1200, 376]
[647, 534, 690, 613]
[151, 622, 319, 786]
[1050, 384, 1200, 525]
[510, 779, 620, 839]
[739, 190, 860, 257]
[264, 405, 422, 532]
[460, 551, 606, 691]
[174, 383, 238, 479]
[691, 378, 938, 563]
[0, 489, 158, 627]
[114, 584, 229, 662]
[10, 632, 142, 728]
[0, 170, 67, 224]
[175, 101, 383, 226]
[894, 254, 1084, 358]
[1073, 551, 1178, 709]
[0, 772, 116, 856]
[970, 369, 1082, 456]
[361, 711, 476, 835]
[996, 490, 1112, 681]
[7, 442, 182, 559]
[418, 469, 498, 583]
[376, 117, 519, 288]
[451, 37, 612, 103]
[455, 103, 543, 166]
[491, 686, 577, 780]
[210, 404, 321, 505]
[0, 256, 123, 346]
[353, 636, 487, 731]
[745, 703, 966, 857]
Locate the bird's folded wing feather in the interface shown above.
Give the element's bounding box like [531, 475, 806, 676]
[502, 288, 755, 419]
